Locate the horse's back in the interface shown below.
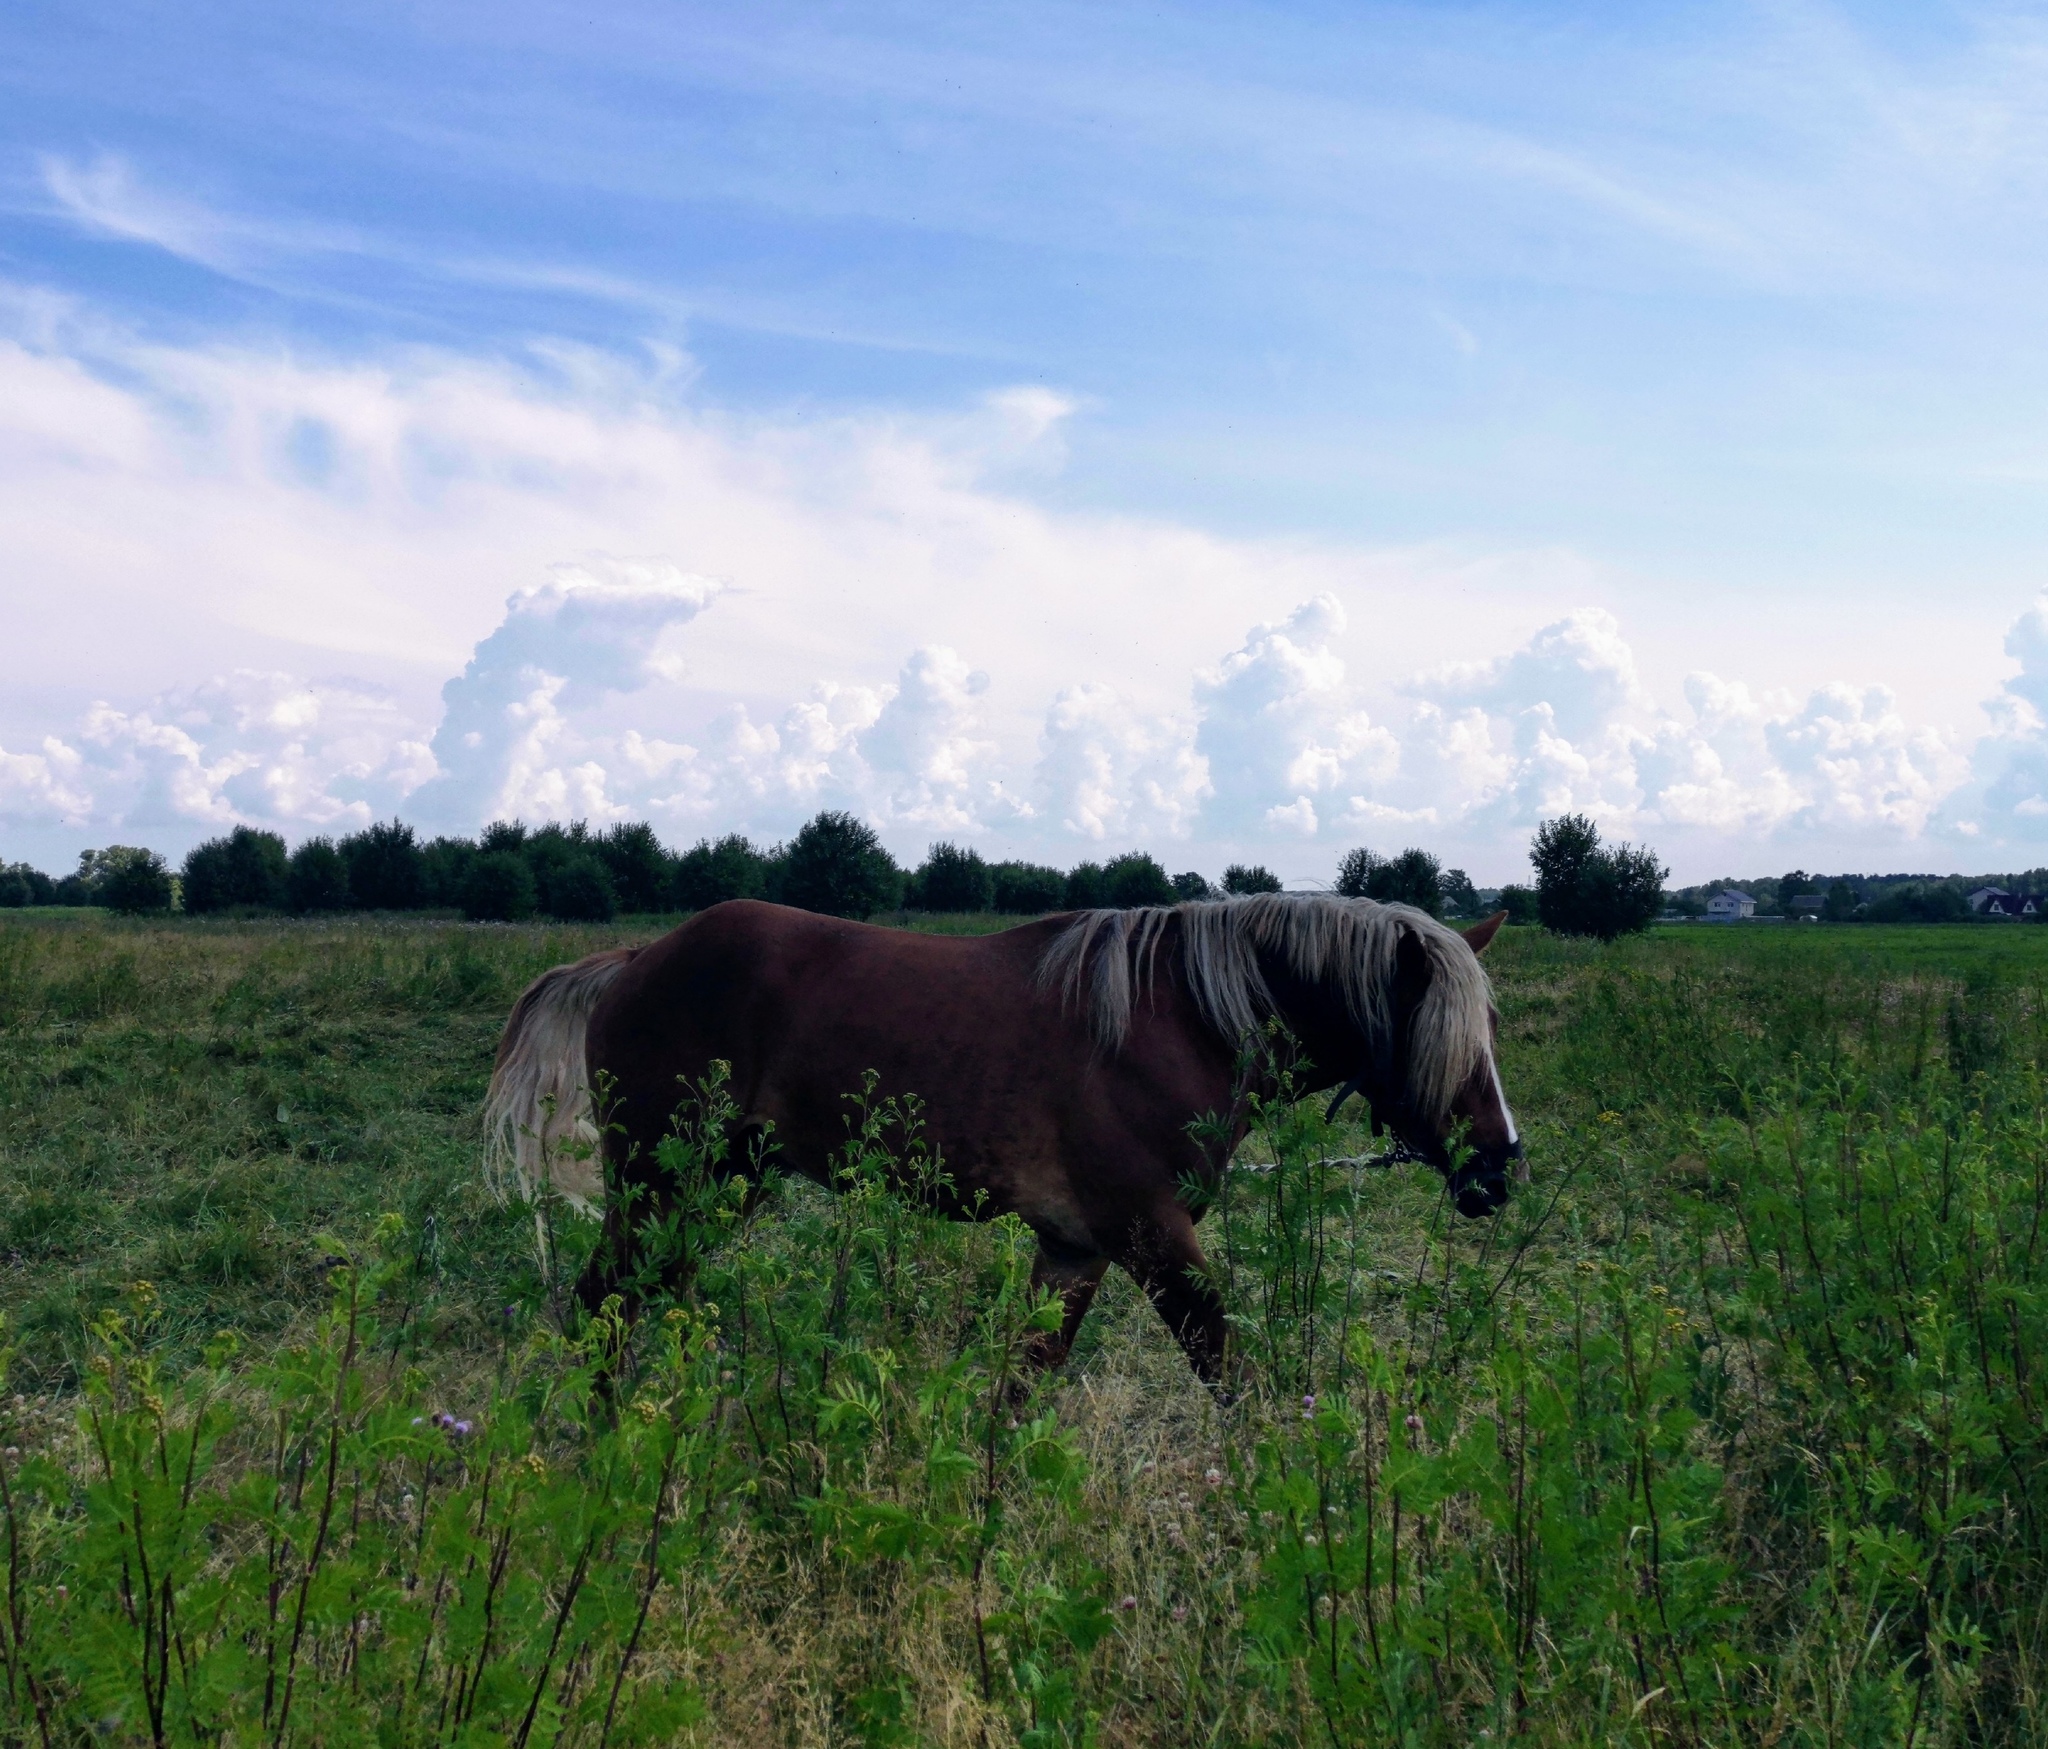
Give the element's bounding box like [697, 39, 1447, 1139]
[598, 899, 1059, 1041]
[584, 901, 1075, 1159]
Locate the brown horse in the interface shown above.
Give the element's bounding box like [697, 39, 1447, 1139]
[486, 894, 1518, 1382]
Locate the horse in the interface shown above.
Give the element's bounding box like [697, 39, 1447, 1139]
[485, 894, 1520, 1383]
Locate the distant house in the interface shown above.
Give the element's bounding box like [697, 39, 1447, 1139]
[1982, 892, 2045, 920]
[1968, 885, 2011, 913]
[1790, 894, 1824, 920]
[1705, 889, 1756, 921]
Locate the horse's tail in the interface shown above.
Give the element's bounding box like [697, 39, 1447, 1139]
[484, 947, 640, 1210]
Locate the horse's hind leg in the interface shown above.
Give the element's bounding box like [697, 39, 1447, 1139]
[574, 1193, 646, 1324]
[577, 1106, 767, 1326]
[1026, 1243, 1110, 1372]
[1117, 1205, 1227, 1386]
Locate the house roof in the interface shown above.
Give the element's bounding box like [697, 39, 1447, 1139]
[1712, 889, 1754, 902]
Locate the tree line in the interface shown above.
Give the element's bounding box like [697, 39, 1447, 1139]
[0, 808, 1672, 937]
[1666, 866, 2048, 923]
[0, 813, 1493, 925]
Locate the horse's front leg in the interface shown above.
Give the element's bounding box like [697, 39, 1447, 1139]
[1117, 1202, 1228, 1386]
[1025, 1242, 1111, 1372]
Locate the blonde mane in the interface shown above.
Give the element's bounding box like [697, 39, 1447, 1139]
[1036, 894, 1495, 1125]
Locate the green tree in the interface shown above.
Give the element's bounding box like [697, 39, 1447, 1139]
[460, 851, 538, 922]
[1868, 883, 1968, 924]
[991, 861, 1068, 913]
[1102, 852, 1174, 908]
[1441, 868, 1479, 917]
[0, 863, 53, 907]
[1529, 814, 1666, 941]
[598, 821, 674, 913]
[674, 834, 770, 910]
[1171, 870, 1213, 901]
[182, 826, 289, 913]
[1823, 878, 1861, 922]
[522, 821, 594, 914]
[1778, 870, 1817, 916]
[419, 835, 478, 908]
[778, 812, 901, 919]
[180, 837, 235, 914]
[339, 819, 426, 911]
[286, 838, 351, 913]
[1336, 846, 1443, 914]
[542, 855, 617, 922]
[1334, 846, 1381, 898]
[1064, 861, 1106, 909]
[1222, 863, 1282, 895]
[90, 847, 174, 915]
[1497, 883, 1539, 925]
[909, 842, 994, 912]
[1382, 848, 1443, 915]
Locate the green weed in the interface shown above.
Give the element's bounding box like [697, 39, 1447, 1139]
[2, 913, 2048, 1743]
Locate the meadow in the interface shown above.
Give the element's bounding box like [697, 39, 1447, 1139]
[0, 909, 2045, 1745]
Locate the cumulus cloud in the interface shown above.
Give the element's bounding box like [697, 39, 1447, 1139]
[0, 672, 430, 842]
[1935, 596, 2048, 846]
[861, 647, 1023, 832]
[1, 296, 2041, 879]
[1400, 609, 1649, 831]
[1193, 596, 1399, 839]
[1417, 608, 1646, 745]
[1034, 683, 1209, 843]
[387, 560, 1027, 846]
[0, 585, 2024, 880]
[1762, 685, 1961, 835]
[409, 560, 722, 827]
[0, 737, 91, 827]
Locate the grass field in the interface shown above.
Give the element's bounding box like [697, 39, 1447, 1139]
[0, 910, 2045, 1744]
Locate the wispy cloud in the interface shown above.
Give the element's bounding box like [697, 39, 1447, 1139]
[33, 152, 998, 361]
[41, 152, 359, 274]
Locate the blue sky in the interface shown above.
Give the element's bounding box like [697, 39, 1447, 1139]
[5, 2, 2048, 880]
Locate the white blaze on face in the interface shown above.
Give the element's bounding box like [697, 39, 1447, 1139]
[1488, 1054, 1519, 1148]
[1483, 1049, 1529, 1182]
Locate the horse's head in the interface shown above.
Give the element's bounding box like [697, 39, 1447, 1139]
[1047, 893, 1522, 1218]
[1309, 907, 1521, 1219]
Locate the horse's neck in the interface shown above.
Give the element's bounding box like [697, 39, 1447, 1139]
[1255, 955, 1357, 1095]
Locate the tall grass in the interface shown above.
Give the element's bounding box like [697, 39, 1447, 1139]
[1, 914, 2047, 1742]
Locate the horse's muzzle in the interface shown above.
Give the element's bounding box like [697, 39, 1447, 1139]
[1449, 1140, 1522, 1219]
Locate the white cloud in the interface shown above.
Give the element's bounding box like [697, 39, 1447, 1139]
[0, 583, 2021, 879]
[42, 154, 245, 271]
[1763, 684, 1961, 835]
[1417, 607, 1645, 745]
[0, 737, 91, 827]
[1936, 595, 2048, 849]
[1193, 596, 1398, 840]
[1033, 682, 1209, 845]
[3, 297, 2045, 880]
[409, 560, 722, 827]
[860, 646, 1011, 832]
[1, 672, 430, 842]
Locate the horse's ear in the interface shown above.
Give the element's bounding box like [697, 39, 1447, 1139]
[1460, 910, 1508, 956]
